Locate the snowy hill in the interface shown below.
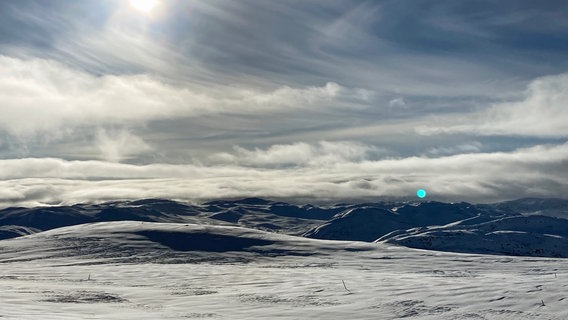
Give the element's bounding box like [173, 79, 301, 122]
[303, 201, 568, 258]
[0, 225, 39, 240]
[303, 207, 408, 241]
[0, 221, 372, 264]
[303, 201, 514, 241]
[0, 197, 567, 258]
[0, 220, 567, 319]
[0, 198, 344, 239]
[378, 215, 568, 257]
[490, 198, 568, 218]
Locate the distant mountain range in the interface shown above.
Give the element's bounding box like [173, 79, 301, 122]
[0, 197, 567, 258]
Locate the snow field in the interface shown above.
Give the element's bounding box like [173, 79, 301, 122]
[0, 222, 566, 319]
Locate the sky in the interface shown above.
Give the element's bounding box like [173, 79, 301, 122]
[1, 0, 568, 207]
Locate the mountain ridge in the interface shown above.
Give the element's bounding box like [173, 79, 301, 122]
[0, 197, 566, 258]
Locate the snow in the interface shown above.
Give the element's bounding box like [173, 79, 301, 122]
[2, 198, 568, 258]
[491, 198, 568, 219]
[303, 202, 506, 242]
[0, 225, 39, 240]
[0, 221, 567, 319]
[0, 198, 568, 318]
[379, 215, 568, 257]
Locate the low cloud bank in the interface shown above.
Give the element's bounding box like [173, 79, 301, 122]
[1, 141, 566, 208]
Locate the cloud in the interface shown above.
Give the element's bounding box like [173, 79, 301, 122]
[1, 1, 568, 207]
[0, 55, 197, 135]
[418, 73, 568, 138]
[95, 129, 152, 162]
[3, 0, 553, 100]
[0, 55, 365, 137]
[426, 141, 483, 156]
[0, 141, 567, 208]
[241, 82, 342, 110]
[389, 98, 407, 108]
[209, 141, 381, 167]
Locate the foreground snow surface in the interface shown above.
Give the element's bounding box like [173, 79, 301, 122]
[0, 222, 566, 319]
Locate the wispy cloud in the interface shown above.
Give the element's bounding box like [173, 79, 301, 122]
[4, 0, 555, 97]
[426, 141, 483, 156]
[95, 129, 152, 162]
[209, 141, 382, 167]
[418, 73, 568, 138]
[0, 55, 365, 137]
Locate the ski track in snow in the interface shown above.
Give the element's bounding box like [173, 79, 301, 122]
[0, 221, 566, 319]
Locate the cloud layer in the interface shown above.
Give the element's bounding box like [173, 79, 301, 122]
[1, 141, 567, 208]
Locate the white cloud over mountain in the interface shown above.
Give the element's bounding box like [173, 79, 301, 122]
[0, 141, 566, 208]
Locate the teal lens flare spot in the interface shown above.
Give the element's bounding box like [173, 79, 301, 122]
[417, 189, 427, 199]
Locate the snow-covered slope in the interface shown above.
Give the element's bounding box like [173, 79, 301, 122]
[303, 201, 514, 241]
[490, 198, 568, 218]
[304, 207, 409, 241]
[0, 225, 39, 240]
[378, 215, 568, 258]
[1, 197, 567, 258]
[0, 221, 566, 319]
[0, 198, 341, 239]
[0, 221, 372, 264]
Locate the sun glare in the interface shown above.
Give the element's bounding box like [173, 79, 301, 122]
[129, 0, 159, 13]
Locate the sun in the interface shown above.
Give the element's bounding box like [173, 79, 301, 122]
[129, 0, 159, 13]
